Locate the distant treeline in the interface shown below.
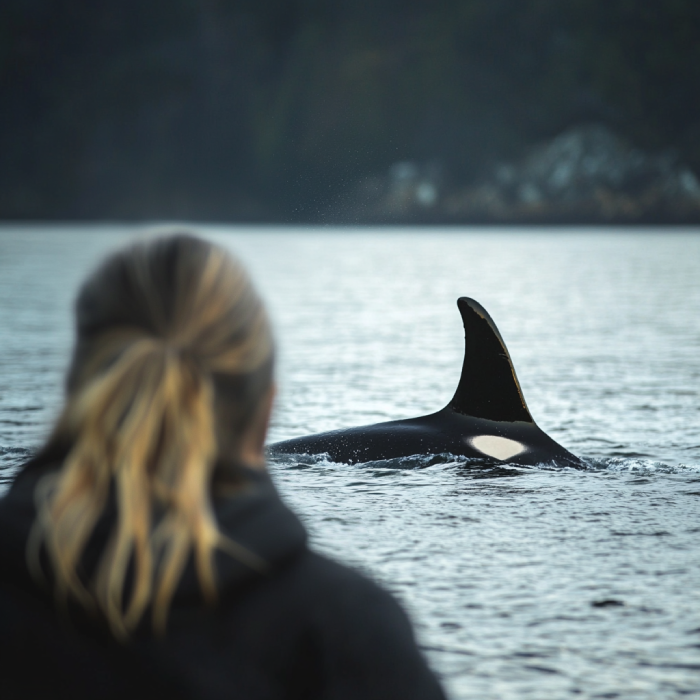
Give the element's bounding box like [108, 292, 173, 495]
[2, 0, 699, 221]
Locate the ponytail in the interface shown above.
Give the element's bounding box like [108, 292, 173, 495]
[28, 236, 273, 637]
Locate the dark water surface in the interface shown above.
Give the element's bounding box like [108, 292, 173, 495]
[1, 226, 699, 699]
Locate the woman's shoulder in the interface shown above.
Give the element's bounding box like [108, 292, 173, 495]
[298, 550, 448, 699]
[214, 548, 447, 700]
[282, 548, 408, 620]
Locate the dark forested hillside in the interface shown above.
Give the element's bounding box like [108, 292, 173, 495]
[2, 0, 699, 221]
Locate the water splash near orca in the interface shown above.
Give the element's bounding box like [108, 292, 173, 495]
[269, 298, 581, 467]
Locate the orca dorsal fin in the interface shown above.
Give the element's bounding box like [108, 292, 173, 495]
[447, 297, 534, 423]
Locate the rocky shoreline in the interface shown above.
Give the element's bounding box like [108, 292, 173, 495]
[330, 125, 700, 225]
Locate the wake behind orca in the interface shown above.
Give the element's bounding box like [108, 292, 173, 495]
[269, 298, 581, 467]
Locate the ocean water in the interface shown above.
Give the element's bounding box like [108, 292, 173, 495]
[1, 225, 699, 699]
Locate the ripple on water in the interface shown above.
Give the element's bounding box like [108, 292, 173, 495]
[269, 452, 700, 700]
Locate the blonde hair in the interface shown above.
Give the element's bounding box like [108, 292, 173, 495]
[27, 235, 273, 638]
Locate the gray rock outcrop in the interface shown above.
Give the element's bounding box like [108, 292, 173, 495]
[335, 124, 700, 223]
[444, 124, 700, 221]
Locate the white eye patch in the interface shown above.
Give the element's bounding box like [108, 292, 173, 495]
[468, 435, 526, 461]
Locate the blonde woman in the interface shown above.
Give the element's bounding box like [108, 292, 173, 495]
[0, 234, 446, 700]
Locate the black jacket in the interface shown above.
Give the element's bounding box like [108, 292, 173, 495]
[0, 463, 447, 700]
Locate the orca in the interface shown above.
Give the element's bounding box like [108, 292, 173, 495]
[268, 297, 581, 467]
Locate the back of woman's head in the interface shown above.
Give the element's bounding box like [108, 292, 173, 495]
[29, 234, 274, 637]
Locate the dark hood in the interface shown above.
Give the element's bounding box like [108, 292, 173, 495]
[0, 462, 307, 620]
